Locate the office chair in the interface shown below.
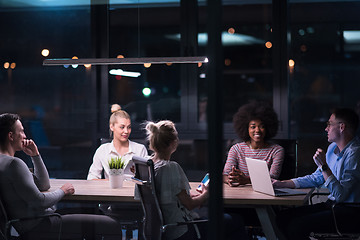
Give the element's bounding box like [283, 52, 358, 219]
[271, 139, 298, 180]
[0, 193, 62, 240]
[95, 137, 140, 239]
[131, 156, 207, 240]
[309, 193, 360, 240]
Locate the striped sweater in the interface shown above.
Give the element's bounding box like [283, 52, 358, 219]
[223, 141, 285, 179]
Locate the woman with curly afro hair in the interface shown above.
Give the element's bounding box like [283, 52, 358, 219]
[223, 101, 285, 186]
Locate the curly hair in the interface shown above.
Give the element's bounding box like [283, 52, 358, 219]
[233, 101, 279, 142]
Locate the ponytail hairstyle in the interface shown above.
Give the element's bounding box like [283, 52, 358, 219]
[145, 120, 178, 159]
[109, 104, 131, 137]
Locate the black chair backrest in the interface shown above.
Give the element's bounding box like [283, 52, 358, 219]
[271, 139, 298, 180]
[0, 194, 8, 240]
[132, 156, 163, 240]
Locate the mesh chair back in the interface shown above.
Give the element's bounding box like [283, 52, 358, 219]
[132, 156, 163, 240]
[271, 139, 298, 180]
[0, 194, 8, 240]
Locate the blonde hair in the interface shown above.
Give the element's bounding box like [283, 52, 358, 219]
[109, 104, 131, 137]
[145, 120, 178, 157]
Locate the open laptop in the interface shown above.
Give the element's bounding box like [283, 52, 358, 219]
[123, 159, 134, 176]
[245, 157, 306, 197]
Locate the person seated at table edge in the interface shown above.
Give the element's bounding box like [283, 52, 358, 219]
[142, 120, 208, 240]
[142, 120, 249, 240]
[273, 108, 360, 240]
[223, 100, 285, 186]
[87, 104, 148, 180]
[0, 113, 123, 239]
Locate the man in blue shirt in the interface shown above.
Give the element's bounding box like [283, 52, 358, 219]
[273, 108, 360, 239]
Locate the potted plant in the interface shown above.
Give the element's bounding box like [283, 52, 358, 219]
[108, 157, 125, 188]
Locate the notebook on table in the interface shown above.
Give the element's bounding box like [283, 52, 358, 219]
[245, 157, 306, 197]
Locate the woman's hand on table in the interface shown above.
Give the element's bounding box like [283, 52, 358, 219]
[227, 166, 250, 186]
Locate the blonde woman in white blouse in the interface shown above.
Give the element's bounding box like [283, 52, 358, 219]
[87, 104, 148, 180]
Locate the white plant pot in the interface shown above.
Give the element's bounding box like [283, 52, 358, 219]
[109, 169, 124, 189]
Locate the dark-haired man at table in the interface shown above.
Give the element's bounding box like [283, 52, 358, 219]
[0, 113, 123, 239]
[273, 108, 360, 239]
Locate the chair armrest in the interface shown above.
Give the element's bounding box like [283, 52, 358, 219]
[7, 213, 61, 224]
[131, 177, 148, 185]
[162, 219, 208, 232]
[162, 219, 208, 239]
[6, 213, 62, 239]
[309, 191, 329, 205]
[331, 202, 360, 236]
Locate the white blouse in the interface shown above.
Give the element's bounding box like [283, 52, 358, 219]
[87, 140, 148, 180]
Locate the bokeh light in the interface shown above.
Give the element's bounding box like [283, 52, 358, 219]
[72, 56, 78, 69]
[41, 49, 50, 57]
[142, 87, 151, 97]
[265, 41, 272, 48]
[289, 59, 295, 67]
[227, 27, 235, 34]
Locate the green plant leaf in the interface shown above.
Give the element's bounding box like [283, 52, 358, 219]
[108, 156, 125, 169]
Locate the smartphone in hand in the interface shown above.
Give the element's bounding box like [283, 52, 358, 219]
[197, 173, 210, 192]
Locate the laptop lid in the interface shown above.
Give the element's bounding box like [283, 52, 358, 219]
[245, 157, 306, 197]
[123, 159, 134, 176]
[245, 157, 276, 196]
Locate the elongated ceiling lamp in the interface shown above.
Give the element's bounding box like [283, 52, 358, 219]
[43, 56, 208, 66]
[109, 69, 141, 77]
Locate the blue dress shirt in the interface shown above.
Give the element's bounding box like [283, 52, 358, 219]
[292, 137, 360, 202]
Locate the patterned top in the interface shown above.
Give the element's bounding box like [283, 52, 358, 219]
[154, 160, 195, 240]
[223, 141, 285, 179]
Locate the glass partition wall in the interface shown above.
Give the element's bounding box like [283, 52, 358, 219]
[0, 7, 93, 177]
[1, 1, 360, 179]
[288, 1, 360, 175]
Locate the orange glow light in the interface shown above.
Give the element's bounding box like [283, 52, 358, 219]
[117, 55, 125, 59]
[10, 63, 16, 69]
[144, 63, 151, 68]
[84, 64, 91, 68]
[4, 62, 9, 69]
[71, 56, 78, 68]
[228, 27, 235, 34]
[265, 41, 272, 49]
[289, 59, 295, 67]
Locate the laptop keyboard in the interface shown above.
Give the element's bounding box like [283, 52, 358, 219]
[274, 189, 287, 195]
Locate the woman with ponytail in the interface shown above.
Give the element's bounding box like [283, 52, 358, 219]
[87, 104, 148, 180]
[144, 120, 208, 240]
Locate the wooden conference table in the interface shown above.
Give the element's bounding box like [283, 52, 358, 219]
[49, 179, 313, 240]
